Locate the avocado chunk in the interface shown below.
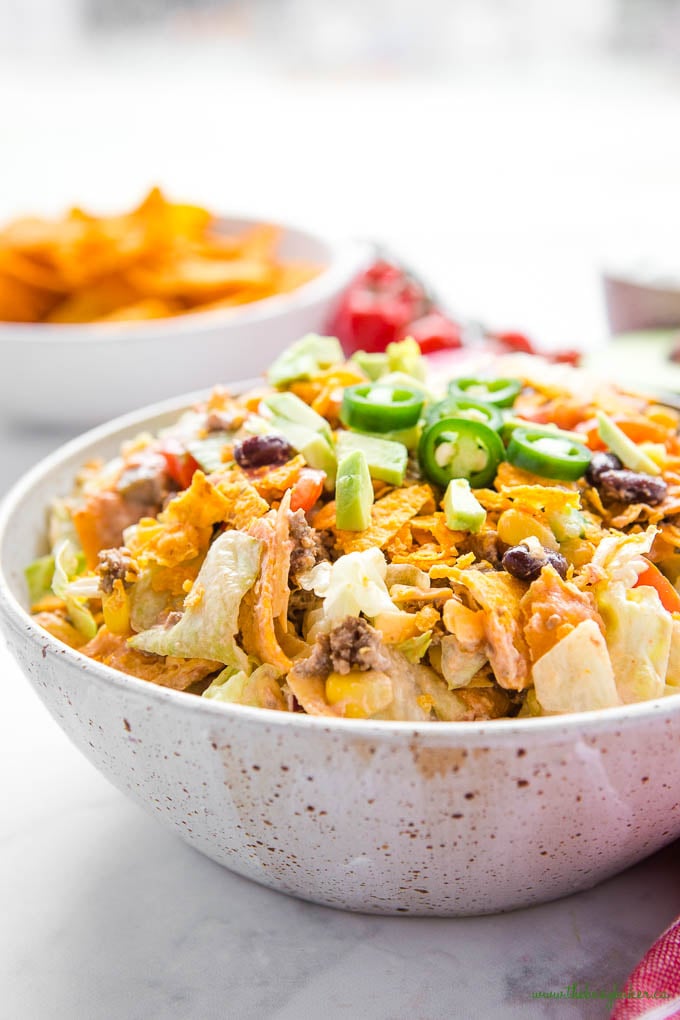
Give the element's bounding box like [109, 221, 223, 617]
[263, 391, 332, 440]
[351, 351, 390, 381]
[267, 335, 343, 387]
[335, 430, 408, 486]
[336, 450, 374, 531]
[269, 418, 337, 487]
[443, 478, 486, 533]
[596, 411, 661, 476]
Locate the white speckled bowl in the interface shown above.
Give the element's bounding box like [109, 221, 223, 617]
[1, 393, 680, 916]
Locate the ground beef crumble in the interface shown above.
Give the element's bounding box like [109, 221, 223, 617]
[97, 547, 137, 594]
[298, 617, 390, 677]
[457, 529, 507, 569]
[288, 508, 329, 581]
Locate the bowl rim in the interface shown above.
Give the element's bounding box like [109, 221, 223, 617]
[0, 218, 369, 344]
[2, 384, 680, 745]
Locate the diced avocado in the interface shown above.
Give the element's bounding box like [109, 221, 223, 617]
[335, 430, 408, 486]
[386, 337, 426, 381]
[270, 418, 337, 487]
[596, 411, 661, 476]
[351, 351, 390, 381]
[353, 423, 422, 450]
[263, 391, 332, 440]
[267, 335, 343, 387]
[336, 450, 374, 531]
[443, 478, 486, 533]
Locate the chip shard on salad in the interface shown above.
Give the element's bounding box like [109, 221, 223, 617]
[26, 334, 680, 721]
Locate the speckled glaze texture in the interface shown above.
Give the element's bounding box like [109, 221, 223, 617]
[2, 396, 680, 916]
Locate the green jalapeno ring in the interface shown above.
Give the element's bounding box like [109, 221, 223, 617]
[340, 382, 425, 433]
[418, 416, 506, 489]
[447, 376, 523, 409]
[426, 396, 504, 432]
[506, 426, 591, 481]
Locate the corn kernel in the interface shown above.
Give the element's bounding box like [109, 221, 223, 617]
[325, 671, 393, 718]
[497, 508, 559, 551]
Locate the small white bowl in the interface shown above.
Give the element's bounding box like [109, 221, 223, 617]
[0, 217, 368, 429]
[1, 390, 680, 915]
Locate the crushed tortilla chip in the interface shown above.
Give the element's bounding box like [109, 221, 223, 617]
[215, 469, 270, 530]
[165, 470, 231, 529]
[251, 455, 306, 502]
[520, 565, 604, 662]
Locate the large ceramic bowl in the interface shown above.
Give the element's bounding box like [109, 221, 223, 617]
[0, 217, 368, 428]
[1, 393, 680, 916]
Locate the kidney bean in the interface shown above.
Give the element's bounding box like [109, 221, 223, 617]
[234, 434, 294, 469]
[597, 469, 667, 506]
[502, 544, 568, 582]
[585, 451, 623, 486]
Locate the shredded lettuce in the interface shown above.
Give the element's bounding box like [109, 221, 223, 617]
[129, 570, 181, 633]
[299, 547, 395, 625]
[597, 583, 672, 704]
[52, 540, 97, 640]
[129, 530, 261, 668]
[532, 619, 621, 713]
[25, 555, 55, 605]
[397, 631, 432, 664]
[203, 663, 283, 707]
[665, 619, 680, 688]
[438, 635, 487, 689]
[591, 526, 657, 588]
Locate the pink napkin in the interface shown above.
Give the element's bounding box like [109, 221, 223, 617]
[610, 919, 680, 1019]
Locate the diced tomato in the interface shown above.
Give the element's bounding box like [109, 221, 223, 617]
[399, 311, 462, 354]
[290, 469, 325, 513]
[159, 441, 201, 489]
[549, 348, 582, 366]
[492, 330, 536, 355]
[634, 561, 680, 614]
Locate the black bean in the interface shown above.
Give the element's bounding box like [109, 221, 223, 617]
[597, 469, 667, 506]
[585, 451, 622, 486]
[233, 434, 294, 469]
[502, 544, 568, 582]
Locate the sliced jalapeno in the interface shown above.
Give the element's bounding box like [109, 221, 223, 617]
[447, 377, 523, 409]
[340, 382, 424, 433]
[506, 427, 591, 481]
[418, 416, 505, 488]
[426, 396, 503, 432]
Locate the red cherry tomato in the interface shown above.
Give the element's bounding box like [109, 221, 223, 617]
[328, 260, 430, 355]
[290, 469, 325, 513]
[400, 311, 462, 354]
[160, 441, 201, 489]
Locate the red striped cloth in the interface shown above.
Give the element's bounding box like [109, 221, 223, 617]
[611, 919, 680, 1019]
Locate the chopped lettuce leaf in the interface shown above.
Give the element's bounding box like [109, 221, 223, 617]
[397, 631, 432, 664]
[186, 432, 233, 473]
[597, 583, 672, 704]
[532, 619, 621, 713]
[665, 619, 680, 688]
[203, 662, 284, 708]
[130, 530, 261, 668]
[591, 525, 658, 588]
[52, 539, 97, 639]
[438, 634, 487, 689]
[299, 547, 395, 625]
[25, 555, 55, 605]
[129, 570, 181, 633]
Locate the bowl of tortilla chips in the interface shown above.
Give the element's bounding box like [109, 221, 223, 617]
[0, 188, 367, 427]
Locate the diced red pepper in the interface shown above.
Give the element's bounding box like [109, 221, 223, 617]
[492, 330, 536, 355]
[159, 441, 201, 490]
